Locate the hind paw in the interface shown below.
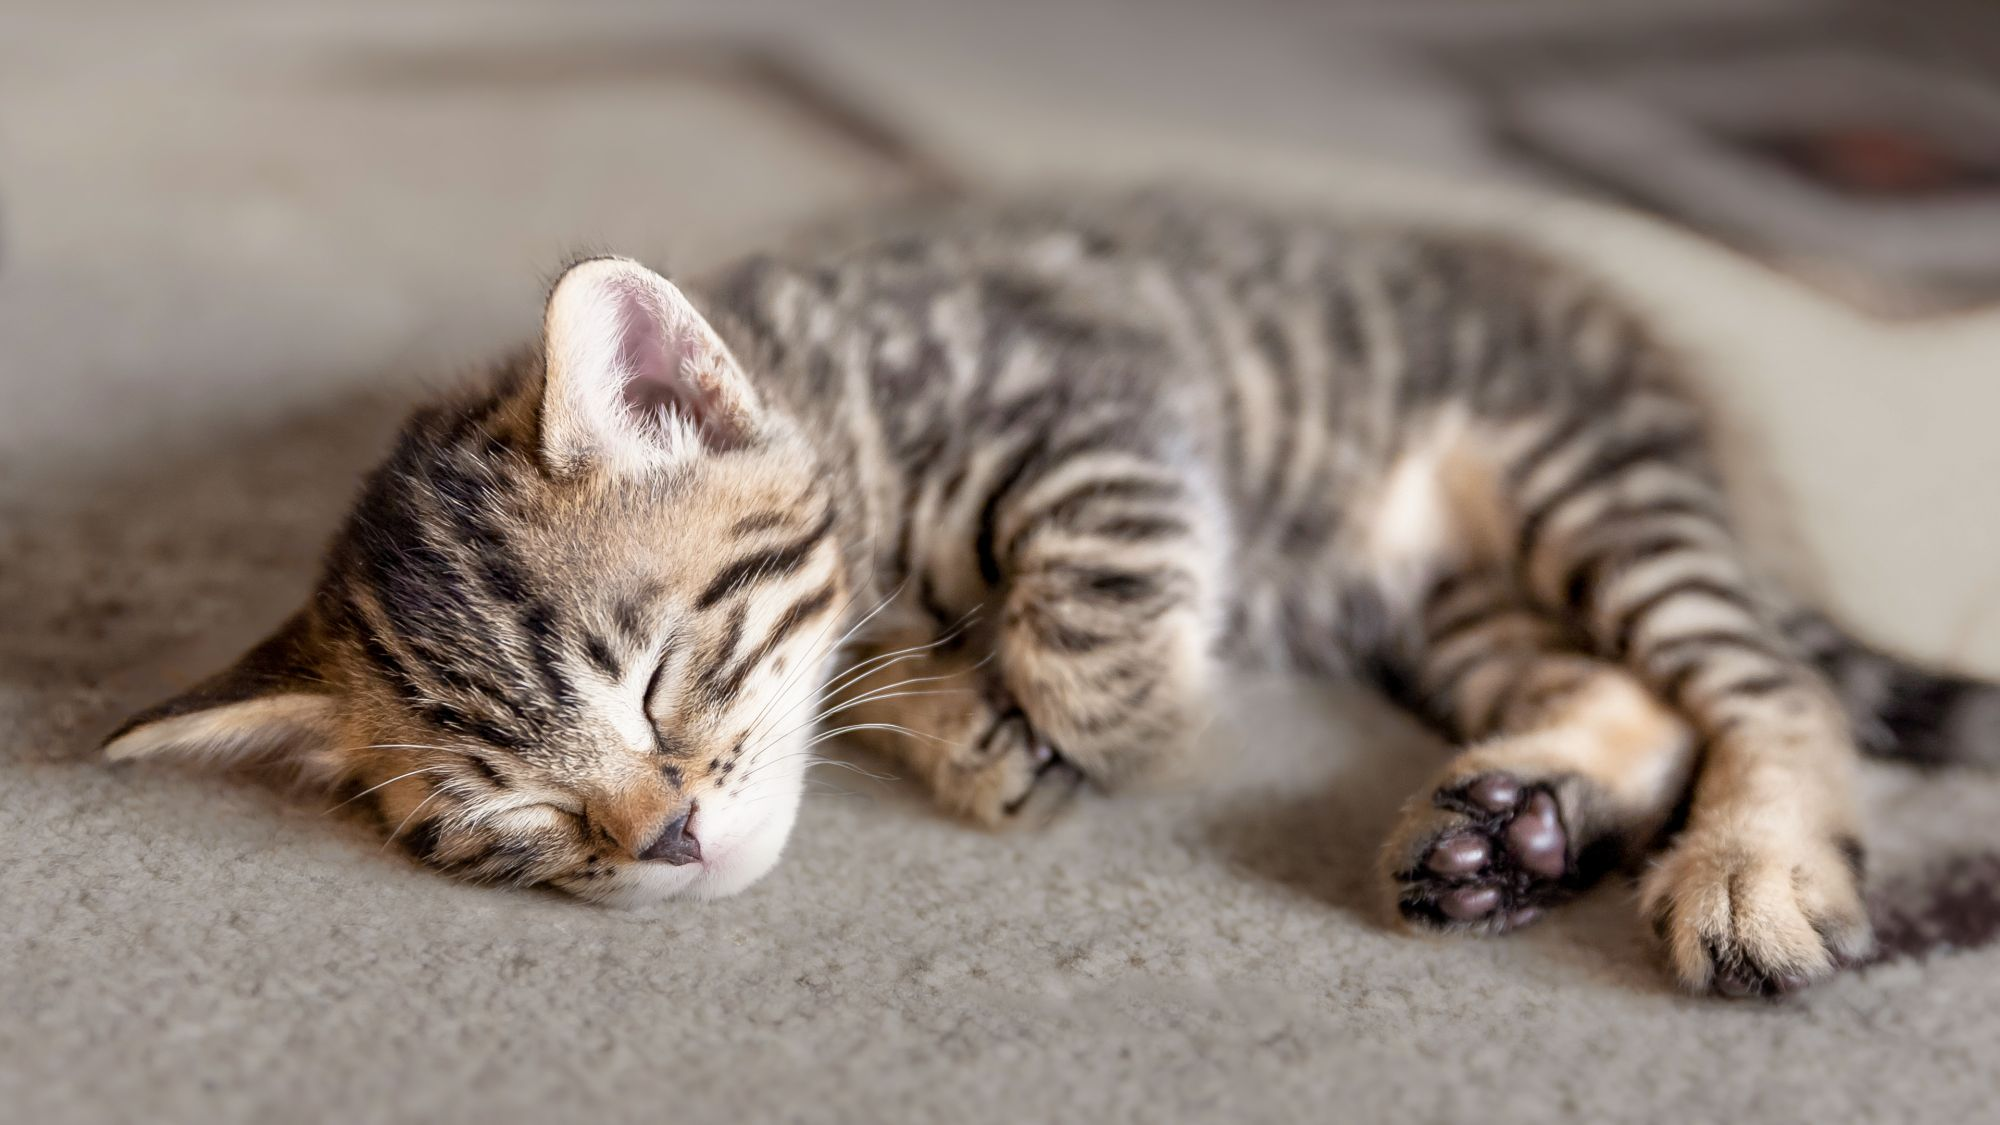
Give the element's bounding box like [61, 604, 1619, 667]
[1389, 772, 1581, 933]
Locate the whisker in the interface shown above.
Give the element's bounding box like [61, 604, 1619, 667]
[729, 535, 893, 744]
[821, 660, 990, 713]
[382, 788, 449, 850]
[733, 751, 897, 791]
[797, 635, 984, 734]
[731, 593, 983, 789]
[815, 607, 982, 702]
[734, 574, 919, 755]
[821, 686, 973, 714]
[803, 783, 876, 801]
[728, 722, 931, 787]
[349, 743, 476, 756]
[735, 571, 903, 756]
[747, 670, 981, 761]
[804, 722, 953, 749]
[326, 766, 452, 813]
[804, 757, 899, 782]
[744, 649, 993, 767]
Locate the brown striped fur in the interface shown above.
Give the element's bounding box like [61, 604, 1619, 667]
[106, 190, 2000, 994]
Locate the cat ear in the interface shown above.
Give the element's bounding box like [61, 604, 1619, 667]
[103, 612, 340, 770]
[538, 256, 761, 477]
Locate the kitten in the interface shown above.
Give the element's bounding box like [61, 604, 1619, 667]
[105, 191, 2000, 997]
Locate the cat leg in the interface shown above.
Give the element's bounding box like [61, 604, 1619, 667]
[842, 449, 1225, 825]
[986, 473, 1225, 794]
[1503, 405, 1871, 995]
[834, 618, 1089, 826]
[1384, 567, 1699, 933]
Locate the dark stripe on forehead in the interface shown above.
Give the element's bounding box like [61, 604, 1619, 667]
[611, 592, 654, 643]
[695, 506, 836, 609]
[341, 595, 535, 746]
[583, 632, 623, 679]
[341, 594, 423, 703]
[517, 600, 576, 709]
[327, 395, 582, 750]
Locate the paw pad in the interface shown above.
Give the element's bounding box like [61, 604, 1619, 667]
[1398, 773, 1574, 932]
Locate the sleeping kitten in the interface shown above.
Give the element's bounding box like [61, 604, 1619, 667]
[105, 191, 2000, 997]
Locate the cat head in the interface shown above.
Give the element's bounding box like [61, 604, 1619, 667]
[104, 257, 849, 904]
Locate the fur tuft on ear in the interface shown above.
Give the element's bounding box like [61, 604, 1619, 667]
[538, 256, 761, 477]
[103, 611, 341, 771]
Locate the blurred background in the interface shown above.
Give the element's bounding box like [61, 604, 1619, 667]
[7, 2, 2000, 1122]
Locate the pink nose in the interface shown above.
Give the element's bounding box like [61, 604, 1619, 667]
[638, 806, 702, 865]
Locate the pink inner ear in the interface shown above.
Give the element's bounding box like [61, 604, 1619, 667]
[610, 278, 705, 427]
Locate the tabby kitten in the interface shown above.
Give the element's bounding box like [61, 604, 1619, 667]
[106, 192, 2000, 996]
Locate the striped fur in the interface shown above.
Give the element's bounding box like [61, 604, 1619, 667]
[106, 190, 1998, 995]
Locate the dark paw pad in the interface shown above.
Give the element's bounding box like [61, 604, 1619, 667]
[1399, 773, 1574, 933]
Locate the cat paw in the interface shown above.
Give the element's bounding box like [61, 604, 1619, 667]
[1387, 772, 1582, 934]
[934, 709, 1086, 828]
[1641, 828, 1871, 998]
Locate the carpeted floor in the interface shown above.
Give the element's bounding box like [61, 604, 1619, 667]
[6, 3, 2000, 1122]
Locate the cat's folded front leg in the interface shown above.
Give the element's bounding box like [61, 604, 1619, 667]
[836, 627, 1087, 826]
[984, 454, 1226, 797]
[843, 451, 1225, 825]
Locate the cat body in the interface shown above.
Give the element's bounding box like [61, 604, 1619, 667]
[107, 191, 2000, 996]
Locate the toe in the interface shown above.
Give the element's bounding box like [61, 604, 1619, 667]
[1504, 790, 1567, 879]
[1425, 832, 1492, 876]
[1438, 884, 1503, 921]
[1466, 773, 1522, 812]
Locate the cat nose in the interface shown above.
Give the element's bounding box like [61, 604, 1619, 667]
[638, 805, 702, 865]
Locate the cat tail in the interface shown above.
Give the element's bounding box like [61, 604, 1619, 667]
[1783, 607, 2000, 767]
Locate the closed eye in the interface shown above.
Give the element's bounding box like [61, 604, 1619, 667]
[520, 800, 585, 826]
[643, 657, 684, 757]
[644, 657, 670, 719]
[459, 755, 581, 816]
[473, 795, 585, 827]
[640, 628, 687, 724]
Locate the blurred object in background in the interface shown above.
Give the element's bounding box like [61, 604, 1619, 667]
[1433, 0, 2000, 317]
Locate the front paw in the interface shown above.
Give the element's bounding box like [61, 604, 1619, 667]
[932, 709, 1085, 828]
[832, 637, 1088, 828]
[1641, 828, 1871, 998]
